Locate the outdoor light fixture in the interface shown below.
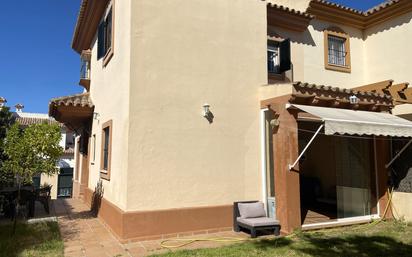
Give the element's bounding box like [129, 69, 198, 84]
[270, 118, 280, 129]
[93, 112, 100, 120]
[349, 95, 359, 104]
[203, 103, 211, 117]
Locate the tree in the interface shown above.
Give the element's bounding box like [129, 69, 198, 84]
[0, 106, 13, 185]
[2, 123, 63, 184]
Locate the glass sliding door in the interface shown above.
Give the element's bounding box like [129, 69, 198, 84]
[334, 137, 376, 218]
[265, 110, 276, 218]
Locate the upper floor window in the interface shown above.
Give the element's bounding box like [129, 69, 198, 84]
[324, 28, 351, 73]
[268, 44, 280, 74]
[97, 1, 114, 66]
[267, 38, 291, 82]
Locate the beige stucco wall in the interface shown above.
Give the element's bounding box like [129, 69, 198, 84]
[364, 12, 412, 85]
[363, 12, 412, 116]
[40, 174, 58, 199]
[303, 20, 365, 88]
[87, 0, 131, 210]
[127, 0, 267, 211]
[392, 192, 412, 222]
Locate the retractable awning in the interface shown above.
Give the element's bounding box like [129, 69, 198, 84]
[288, 104, 412, 137]
[287, 104, 412, 170]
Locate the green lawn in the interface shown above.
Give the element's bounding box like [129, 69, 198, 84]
[0, 221, 63, 257]
[153, 220, 412, 257]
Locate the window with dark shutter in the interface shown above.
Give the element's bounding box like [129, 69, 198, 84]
[97, 2, 114, 66]
[105, 9, 112, 52]
[100, 120, 112, 180]
[97, 22, 105, 60]
[103, 127, 110, 170]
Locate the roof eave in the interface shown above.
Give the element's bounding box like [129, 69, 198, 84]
[71, 0, 109, 54]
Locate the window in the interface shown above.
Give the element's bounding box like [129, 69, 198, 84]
[100, 120, 112, 180]
[97, 1, 114, 66]
[91, 134, 96, 164]
[324, 28, 351, 73]
[267, 39, 291, 81]
[268, 44, 280, 74]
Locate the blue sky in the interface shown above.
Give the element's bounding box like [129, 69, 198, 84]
[0, 0, 386, 113]
[330, 0, 387, 11]
[0, 0, 81, 113]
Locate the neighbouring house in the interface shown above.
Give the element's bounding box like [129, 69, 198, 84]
[49, 0, 412, 241]
[6, 102, 76, 199]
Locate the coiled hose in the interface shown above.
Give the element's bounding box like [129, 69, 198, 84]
[160, 236, 249, 249]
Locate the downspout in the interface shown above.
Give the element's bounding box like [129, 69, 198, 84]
[260, 108, 268, 210]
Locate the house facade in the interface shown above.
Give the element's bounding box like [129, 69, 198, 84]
[8, 103, 75, 199]
[49, 0, 412, 241]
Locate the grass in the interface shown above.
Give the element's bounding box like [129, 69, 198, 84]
[0, 221, 63, 257]
[152, 220, 412, 257]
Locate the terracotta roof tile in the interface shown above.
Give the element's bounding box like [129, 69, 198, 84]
[267, 2, 314, 19]
[310, 0, 365, 15]
[365, 0, 401, 15]
[311, 0, 407, 17]
[50, 92, 94, 108]
[14, 116, 60, 127]
[72, 0, 89, 50]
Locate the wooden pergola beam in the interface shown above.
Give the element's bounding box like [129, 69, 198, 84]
[387, 83, 409, 104]
[354, 80, 393, 94]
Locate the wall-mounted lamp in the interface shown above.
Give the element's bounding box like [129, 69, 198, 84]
[270, 118, 280, 130]
[203, 103, 211, 117]
[202, 103, 214, 124]
[349, 95, 359, 104]
[93, 112, 100, 120]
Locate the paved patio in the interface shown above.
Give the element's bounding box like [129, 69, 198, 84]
[55, 198, 251, 257]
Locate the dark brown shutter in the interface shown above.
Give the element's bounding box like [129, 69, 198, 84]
[279, 39, 291, 73]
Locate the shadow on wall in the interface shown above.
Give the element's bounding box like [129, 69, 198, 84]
[311, 20, 364, 40]
[91, 180, 104, 217]
[392, 139, 412, 193]
[268, 26, 316, 46]
[366, 11, 412, 37]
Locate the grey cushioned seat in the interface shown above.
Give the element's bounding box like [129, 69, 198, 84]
[233, 201, 281, 238]
[238, 202, 266, 218]
[237, 217, 280, 227]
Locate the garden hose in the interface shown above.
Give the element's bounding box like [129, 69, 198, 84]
[160, 236, 249, 249]
[161, 188, 398, 250]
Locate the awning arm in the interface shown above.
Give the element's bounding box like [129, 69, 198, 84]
[385, 138, 412, 168]
[288, 124, 324, 171]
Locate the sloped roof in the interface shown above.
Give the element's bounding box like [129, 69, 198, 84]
[267, 2, 314, 19]
[308, 0, 412, 29]
[49, 92, 94, 109]
[13, 112, 61, 127]
[365, 0, 401, 15]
